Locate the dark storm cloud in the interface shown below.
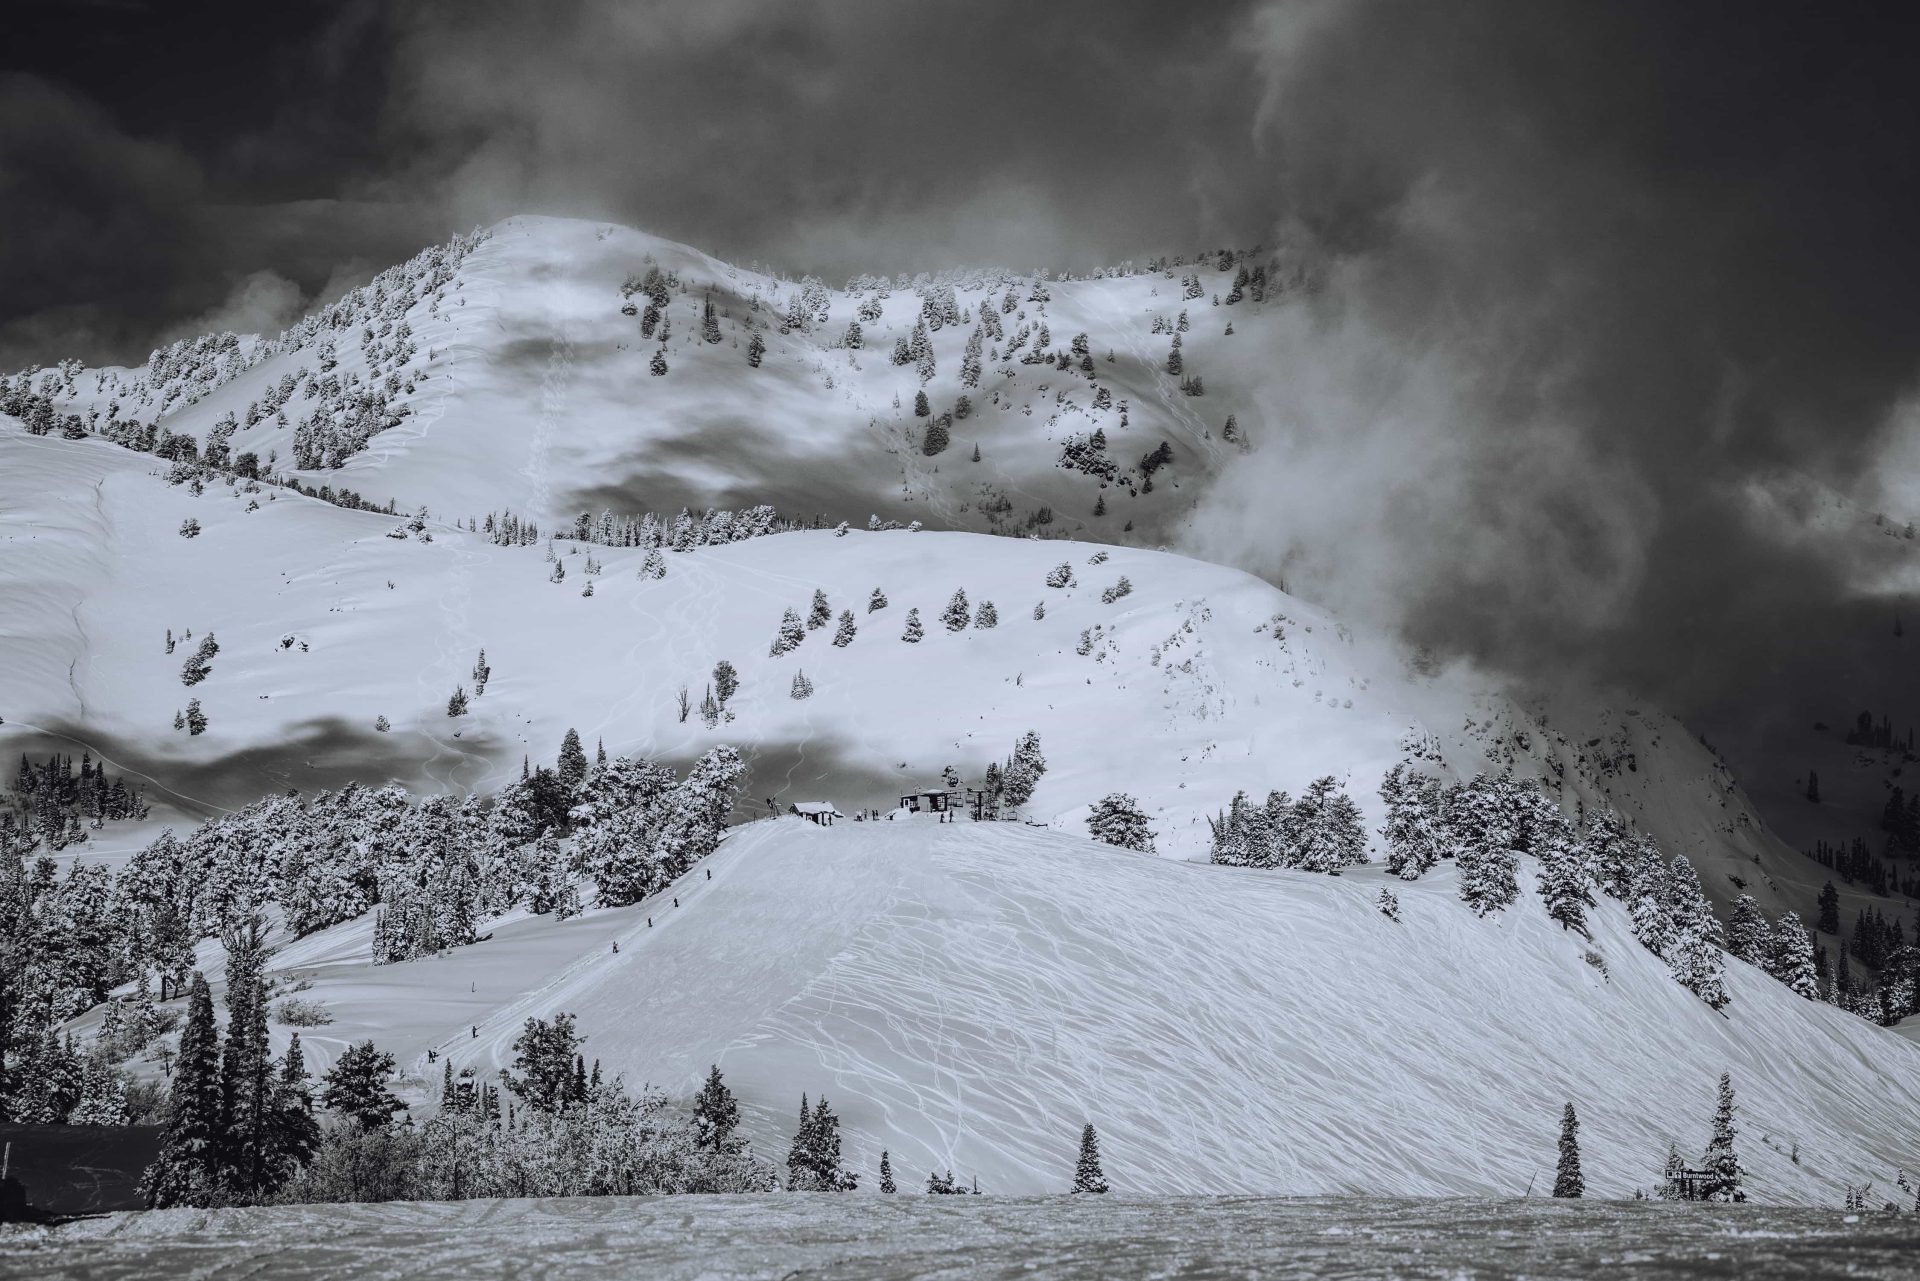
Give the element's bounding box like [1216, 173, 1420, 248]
[1, 0, 1281, 369]
[373, 0, 1278, 277]
[1191, 0, 1920, 712]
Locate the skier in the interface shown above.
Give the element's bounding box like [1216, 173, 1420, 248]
[612, 941, 618, 954]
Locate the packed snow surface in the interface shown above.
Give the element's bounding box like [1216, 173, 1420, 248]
[9, 1194, 1920, 1280]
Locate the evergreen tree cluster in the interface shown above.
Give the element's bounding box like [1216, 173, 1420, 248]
[978, 731, 1047, 818]
[785, 1093, 859, 1190]
[141, 937, 321, 1208]
[1371, 765, 1730, 1007]
[1208, 777, 1369, 872]
[1804, 835, 1918, 899]
[5, 751, 149, 850]
[87, 738, 746, 982]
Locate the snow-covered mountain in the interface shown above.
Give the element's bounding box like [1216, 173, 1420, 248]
[23, 215, 1268, 546]
[7, 215, 1920, 1207]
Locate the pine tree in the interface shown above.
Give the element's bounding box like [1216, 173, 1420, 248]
[1767, 912, 1819, 999]
[879, 1149, 897, 1193]
[1553, 1103, 1584, 1197]
[1702, 1073, 1743, 1201]
[713, 660, 739, 704]
[692, 1064, 741, 1152]
[1817, 881, 1840, 935]
[1536, 814, 1593, 932]
[219, 919, 275, 1201]
[975, 600, 998, 628]
[771, 608, 806, 656]
[446, 686, 469, 717]
[1727, 895, 1770, 966]
[322, 1041, 405, 1129]
[142, 973, 225, 1207]
[1379, 765, 1446, 880]
[914, 390, 931, 417]
[640, 545, 667, 579]
[1086, 794, 1155, 853]
[747, 331, 765, 367]
[263, 1034, 320, 1192]
[650, 347, 668, 376]
[833, 610, 857, 646]
[185, 698, 208, 735]
[922, 417, 950, 456]
[1072, 1123, 1109, 1193]
[868, 587, 888, 612]
[557, 728, 588, 793]
[902, 608, 924, 642]
[790, 670, 814, 699]
[943, 588, 972, 631]
[808, 589, 832, 630]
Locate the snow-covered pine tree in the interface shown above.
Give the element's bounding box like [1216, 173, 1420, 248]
[640, 546, 667, 579]
[1662, 855, 1730, 1008]
[1553, 1103, 1584, 1197]
[943, 588, 972, 631]
[557, 729, 588, 794]
[1289, 776, 1369, 871]
[790, 670, 814, 700]
[1378, 764, 1447, 880]
[1002, 731, 1046, 808]
[770, 608, 806, 656]
[1447, 773, 1520, 916]
[1046, 562, 1075, 589]
[807, 589, 832, 630]
[833, 610, 856, 647]
[1701, 1073, 1743, 1201]
[713, 660, 739, 704]
[1535, 811, 1594, 933]
[879, 1150, 897, 1193]
[975, 600, 999, 628]
[1767, 912, 1819, 999]
[1072, 1123, 1109, 1193]
[141, 972, 225, 1207]
[692, 1065, 741, 1153]
[650, 348, 668, 376]
[263, 1034, 320, 1190]
[1727, 894, 1770, 966]
[1375, 887, 1401, 921]
[68, 1054, 129, 1126]
[902, 608, 924, 642]
[185, 698, 208, 735]
[1086, 794, 1155, 853]
[219, 918, 276, 1201]
[747, 332, 765, 367]
[868, 587, 888, 612]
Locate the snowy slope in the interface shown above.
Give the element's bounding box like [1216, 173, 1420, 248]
[123, 815, 1920, 1203]
[0, 420, 1874, 932]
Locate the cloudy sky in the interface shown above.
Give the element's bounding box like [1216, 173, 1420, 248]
[8, 0, 1920, 716]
